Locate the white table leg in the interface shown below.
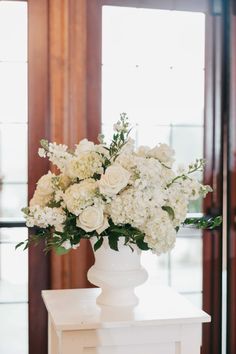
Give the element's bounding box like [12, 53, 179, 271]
[48, 315, 59, 354]
[61, 331, 84, 354]
[180, 324, 202, 354]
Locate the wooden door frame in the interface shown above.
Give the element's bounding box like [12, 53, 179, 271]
[87, 2, 223, 354]
[28, 1, 50, 353]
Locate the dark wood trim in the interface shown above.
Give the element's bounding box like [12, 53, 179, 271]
[202, 14, 223, 354]
[28, 1, 50, 353]
[99, 0, 209, 12]
[227, 1, 236, 353]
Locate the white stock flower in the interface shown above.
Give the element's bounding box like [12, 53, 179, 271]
[76, 206, 109, 234]
[98, 164, 131, 197]
[113, 122, 122, 132]
[38, 148, 46, 158]
[63, 179, 97, 215]
[47, 142, 71, 172]
[25, 206, 66, 229]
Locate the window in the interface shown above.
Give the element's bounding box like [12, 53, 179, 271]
[0, 2, 28, 354]
[101, 6, 205, 308]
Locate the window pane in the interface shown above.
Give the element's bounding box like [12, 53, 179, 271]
[0, 124, 27, 183]
[0, 2, 27, 62]
[171, 126, 204, 166]
[0, 184, 27, 218]
[0, 304, 28, 353]
[141, 251, 169, 287]
[137, 124, 170, 146]
[102, 6, 205, 126]
[0, 228, 28, 303]
[0, 63, 27, 123]
[170, 236, 202, 293]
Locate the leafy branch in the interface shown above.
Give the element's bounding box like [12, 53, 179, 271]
[167, 158, 205, 188]
[182, 215, 222, 230]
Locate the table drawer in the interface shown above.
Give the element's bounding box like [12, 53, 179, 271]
[83, 343, 176, 354]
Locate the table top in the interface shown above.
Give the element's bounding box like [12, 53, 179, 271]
[42, 285, 211, 331]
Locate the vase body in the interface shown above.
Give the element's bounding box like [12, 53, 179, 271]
[87, 237, 148, 307]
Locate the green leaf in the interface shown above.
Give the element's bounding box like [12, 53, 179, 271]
[162, 206, 175, 220]
[108, 234, 119, 251]
[136, 238, 149, 251]
[15, 242, 25, 250]
[21, 207, 30, 215]
[94, 237, 104, 251]
[23, 242, 29, 250]
[40, 139, 49, 150]
[55, 246, 70, 255]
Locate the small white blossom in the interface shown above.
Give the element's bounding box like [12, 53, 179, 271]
[38, 148, 46, 158]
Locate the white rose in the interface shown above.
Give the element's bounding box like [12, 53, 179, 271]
[75, 139, 95, 155]
[30, 189, 52, 207]
[98, 164, 131, 197]
[37, 171, 55, 195]
[76, 206, 109, 234]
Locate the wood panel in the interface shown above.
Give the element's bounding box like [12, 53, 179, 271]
[48, 0, 94, 290]
[28, 1, 50, 353]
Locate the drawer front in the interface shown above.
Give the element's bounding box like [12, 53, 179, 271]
[83, 343, 175, 354]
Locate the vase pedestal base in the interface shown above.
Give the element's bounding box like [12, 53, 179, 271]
[87, 265, 148, 307]
[87, 237, 148, 307]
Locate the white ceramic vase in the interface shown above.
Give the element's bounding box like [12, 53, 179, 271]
[87, 237, 148, 307]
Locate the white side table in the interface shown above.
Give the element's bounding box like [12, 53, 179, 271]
[42, 285, 210, 354]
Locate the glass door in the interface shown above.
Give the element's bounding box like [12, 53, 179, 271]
[87, 1, 223, 354]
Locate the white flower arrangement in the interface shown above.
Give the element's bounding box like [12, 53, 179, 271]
[18, 114, 222, 255]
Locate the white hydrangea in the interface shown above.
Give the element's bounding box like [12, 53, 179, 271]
[143, 209, 177, 255]
[65, 152, 103, 180]
[63, 179, 97, 215]
[147, 143, 175, 167]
